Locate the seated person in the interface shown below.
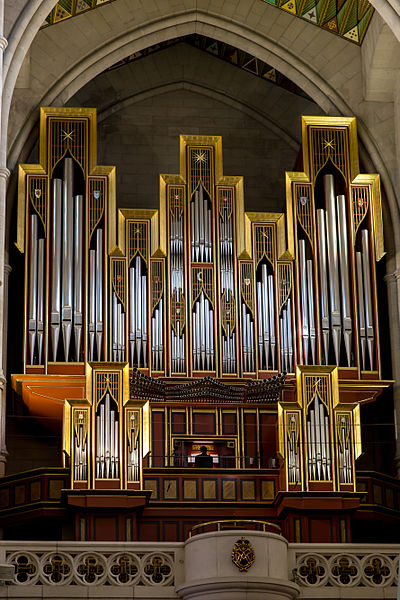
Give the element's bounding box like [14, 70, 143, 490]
[194, 446, 213, 468]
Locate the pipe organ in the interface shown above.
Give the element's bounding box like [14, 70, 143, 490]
[278, 366, 361, 492]
[15, 107, 389, 521]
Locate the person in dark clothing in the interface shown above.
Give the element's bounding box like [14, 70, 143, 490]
[194, 446, 213, 468]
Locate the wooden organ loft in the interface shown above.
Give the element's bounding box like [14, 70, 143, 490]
[5, 107, 394, 543]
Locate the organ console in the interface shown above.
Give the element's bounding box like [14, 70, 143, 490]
[14, 107, 389, 514]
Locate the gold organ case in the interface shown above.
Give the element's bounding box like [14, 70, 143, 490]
[12, 106, 392, 540]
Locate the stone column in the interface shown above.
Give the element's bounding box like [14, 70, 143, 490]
[384, 270, 400, 478]
[0, 0, 9, 476]
[176, 530, 300, 600]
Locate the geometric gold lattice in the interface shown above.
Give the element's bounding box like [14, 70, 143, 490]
[95, 371, 120, 407]
[304, 375, 329, 410]
[254, 225, 275, 267]
[112, 259, 126, 308]
[295, 184, 314, 248]
[29, 176, 48, 232]
[88, 178, 106, 241]
[351, 186, 369, 237]
[128, 221, 147, 265]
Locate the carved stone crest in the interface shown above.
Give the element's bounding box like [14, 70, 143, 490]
[231, 537, 255, 572]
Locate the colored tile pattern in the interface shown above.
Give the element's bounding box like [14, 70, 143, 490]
[106, 34, 314, 102]
[41, 0, 374, 44]
[42, 0, 117, 26]
[262, 0, 374, 43]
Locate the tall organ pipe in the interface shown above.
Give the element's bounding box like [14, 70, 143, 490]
[298, 239, 309, 364]
[316, 209, 329, 363]
[361, 229, 374, 369]
[95, 228, 103, 360]
[89, 250, 96, 360]
[324, 174, 341, 365]
[337, 195, 352, 366]
[73, 195, 83, 361]
[356, 252, 367, 369]
[268, 275, 275, 370]
[306, 260, 316, 364]
[28, 215, 38, 365]
[62, 158, 74, 361]
[36, 238, 45, 365]
[51, 179, 62, 360]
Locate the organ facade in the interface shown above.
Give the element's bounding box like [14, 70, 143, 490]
[3, 107, 392, 543]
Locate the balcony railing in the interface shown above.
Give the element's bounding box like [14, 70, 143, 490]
[1, 541, 398, 597]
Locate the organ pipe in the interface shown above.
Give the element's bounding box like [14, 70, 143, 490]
[324, 174, 341, 365]
[62, 158, 74, 361]
[129, 256, 148, 368]
[361, 229, 375, 369]
[316, 209, 329, 363]
[28, 215, 38, 365]
[95, 393, 119, 479]
[307, 394, 331, 481]
[50, 179, 62, 361]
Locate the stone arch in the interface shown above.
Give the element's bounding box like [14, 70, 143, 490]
[3, 5, 400, 259]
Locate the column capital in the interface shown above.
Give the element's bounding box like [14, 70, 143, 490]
[0, 37, 7, 52]
[4, 264, 11, 275]
[384, 269, 400, 284]
[0, 167, 10, 180]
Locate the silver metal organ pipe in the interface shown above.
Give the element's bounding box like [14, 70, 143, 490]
[287, 298, 293, 372]
[314, 396, 322, 480]
[113, 292, 118, 361]
[62, 158, 74, 361]
[261, 264, 270, 369]
[280, 314, 284, 373]
[28, 214, 38, 365]
[158, 298, 163, 371]
[206, 300, 211, 371]
[268, 275, 275, 370]
[306, 260, 316, 364]
[281, 306, 287, 373]
[361, 229, 375, 369]
[95, 228, 103, 360]
[51, 179, 62, 361]
[309, 408, 317, 480]
[129, 266, 135, 366]
[307, 420, 314, 480]
[319, 401, 327, 480]
[298, 239, 309, 364]
[104, 394, 110, 478]
[325, 416, 331, 480]
[356, 252, 367, 369]
[193, 301, 199, 370]
[199, 188, 204, 262]
[99, 403, 105, 478]
[194, 192, 199, 262]
[200, 292, 205, 368]
[152, 309, 158, 371]
[208, 209, 212, 263]
[324, 174, 341, 365]
[316, 209, 329, 363]
[242, 303, 248, 372]
[135, 256, 142, 366]
[110, 410, 115, 478]
[209, 303, 214, 369]
[117, 301, 122, 361]
[120, 305, 125, 361]
[89, 250, 96, 360]
[337, 195, 352, 366]
[249, 315, 254, 371]
[257, 282, 263, 367]
[142, 274, 147, 367]
[73, 195, 83, 362]
[36, 238, 45, 365]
